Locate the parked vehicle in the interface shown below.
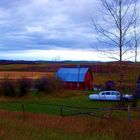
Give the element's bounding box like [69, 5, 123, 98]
[89, 91, 133, 101]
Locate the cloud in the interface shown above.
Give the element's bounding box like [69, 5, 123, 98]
[0, 49, 102, 61]
[0, 0, 99, 53]
[0, 0, 138, 61]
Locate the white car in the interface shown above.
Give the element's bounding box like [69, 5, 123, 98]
[89, 91, 133, 101]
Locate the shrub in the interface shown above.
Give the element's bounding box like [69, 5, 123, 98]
[46, 77, 64, 93]
[0, 79, 17, 97]
[17, 77, 32, 97]
[105, 80, 116, 90]
[34, 77, 48, 92]
[34, 76, 64, 94]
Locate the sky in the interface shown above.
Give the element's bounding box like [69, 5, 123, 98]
[0, 0, 139, 61]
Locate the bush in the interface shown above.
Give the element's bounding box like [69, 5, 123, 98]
[0, 79, 17, 97]
[0, 77, 32, 97]
[34, 77, 48, 92]
[105, 80, 116, 91]
[17, 77, 32, 97]
[34, 76, 64, 94]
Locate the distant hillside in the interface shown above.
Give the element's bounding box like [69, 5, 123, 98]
[0, 60, 37, 65]
[0, 60, 139, 73]
[0, 60, 101, 65]
[0, 60, 136, 65]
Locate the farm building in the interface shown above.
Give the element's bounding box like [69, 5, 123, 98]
[56, 67, 93, 90]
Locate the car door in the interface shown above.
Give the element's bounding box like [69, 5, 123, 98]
[110, 92, 116, 100]
[116, 92, 120, 101]
[112, 91, 120, 101]
[105, 92, 111, 100]
[101, 92, 106, 100]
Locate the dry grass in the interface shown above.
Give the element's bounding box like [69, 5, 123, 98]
[0, 62, 140, 89]
[0, 71, 54, 80]
[94, 70, 139, 89]
[0, 110, 139, 140]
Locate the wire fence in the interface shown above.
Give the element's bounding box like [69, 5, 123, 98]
[0, 101, 140, 121]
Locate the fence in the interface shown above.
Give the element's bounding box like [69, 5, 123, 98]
[0, 101, 140, 121]
[59, 105, 140, 121]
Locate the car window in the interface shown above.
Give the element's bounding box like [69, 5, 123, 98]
[101, 92, 105, 95]
[117, 92, 120, 95]
[112, 92, 118, 95]
[111, 92, 115, 95]
[106, 92, 110, 95]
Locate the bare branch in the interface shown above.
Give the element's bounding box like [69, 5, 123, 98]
[93, 19, 119, 45]
[101, 0, 120, 29]
[121, 0, 135, 20]
[92, 0, 139, 103]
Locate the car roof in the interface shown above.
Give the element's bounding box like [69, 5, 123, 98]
[100, 91, 119, 93]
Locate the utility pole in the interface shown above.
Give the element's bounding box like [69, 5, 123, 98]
[77, 64, 80, 89]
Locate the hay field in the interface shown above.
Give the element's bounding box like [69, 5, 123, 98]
[0, 71, 54, 80]
[0, 62, 140, 88]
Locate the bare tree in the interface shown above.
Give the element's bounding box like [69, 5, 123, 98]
[133, 4, 140, 63]
[131, 1, 140, 107]
[93, 0, 138, 105]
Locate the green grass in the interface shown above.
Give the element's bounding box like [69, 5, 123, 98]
[0, 91, 120, 115]
[0, 90, 136, 120]
[30, 90, 118, 107]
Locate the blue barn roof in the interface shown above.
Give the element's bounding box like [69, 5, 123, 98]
[56, 67, 89, 82]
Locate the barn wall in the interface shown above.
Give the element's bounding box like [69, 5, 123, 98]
[64, 82, 84, 90]
[60, 69, 93, 90]
[84, 70, 93, 90]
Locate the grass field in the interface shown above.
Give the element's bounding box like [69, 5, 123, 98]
[0, 92, 140, 140]
[0, 112, 140, 140]
[0, 90, 139, 117]
[0, 91, 118, 114]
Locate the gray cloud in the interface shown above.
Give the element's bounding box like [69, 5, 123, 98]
[0, 0, 99, 53]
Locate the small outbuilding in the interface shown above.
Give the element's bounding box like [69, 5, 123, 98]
[56, 67, 93, 90]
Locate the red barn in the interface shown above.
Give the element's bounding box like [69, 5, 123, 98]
[56, 67, 93, 90]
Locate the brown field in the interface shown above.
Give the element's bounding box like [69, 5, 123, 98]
[0, 71, 54, 80]
[0, 110, 140, 140]
[0, 62, 140, 89]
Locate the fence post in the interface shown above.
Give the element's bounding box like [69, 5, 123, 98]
[22, 104, 25, 120]
[128, 105, 131, 122]
[60, 105, 63, 117]
[109, 108, 112, 120]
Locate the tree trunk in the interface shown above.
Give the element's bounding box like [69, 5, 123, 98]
[119, 0, 124, 106]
